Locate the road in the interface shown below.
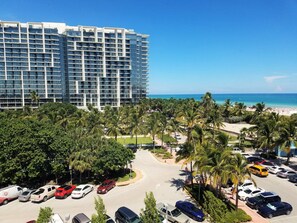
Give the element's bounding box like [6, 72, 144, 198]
[253, 172, 297, 223]
[0, 150, 189, 223]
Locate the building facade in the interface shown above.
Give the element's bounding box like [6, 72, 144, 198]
[0, 21, 148, 110]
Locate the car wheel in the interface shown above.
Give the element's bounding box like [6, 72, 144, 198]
[3, 200, 8, 205]
[63, 194, 67, 199]
[268, 214, 273, 219]
[82, 193, 85, 197]
[286, 210, 291, 215]
[43, 196, 47, 202]
[115, 219, 120, 223]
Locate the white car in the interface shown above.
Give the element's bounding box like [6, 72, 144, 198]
[71, 184, 93, 199]
[235, 180, 255, 192]
[268, 166, 285, 174]
[238, 187, 265, 201]
[277, 170, 297, 178]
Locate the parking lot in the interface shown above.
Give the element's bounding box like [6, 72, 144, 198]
[0, 150, 192, 223]
[1, 150, 297, 223]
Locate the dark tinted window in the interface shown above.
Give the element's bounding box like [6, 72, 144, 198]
[34, 189, 45, 195]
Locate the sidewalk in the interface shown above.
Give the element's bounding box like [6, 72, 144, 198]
[224, 189, 269, 223]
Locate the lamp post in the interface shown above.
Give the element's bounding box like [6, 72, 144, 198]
[69, 165, 72, 185]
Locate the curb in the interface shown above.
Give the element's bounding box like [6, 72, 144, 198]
[116, 168, 143, 186]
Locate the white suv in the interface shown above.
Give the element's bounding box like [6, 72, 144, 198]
[238, 186, 265, 201]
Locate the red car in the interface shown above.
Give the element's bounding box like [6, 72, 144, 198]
[55, 185, 76, 199]
[97, 180, 116, 194]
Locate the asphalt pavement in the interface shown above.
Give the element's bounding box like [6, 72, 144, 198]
[0, 150, 190, 223]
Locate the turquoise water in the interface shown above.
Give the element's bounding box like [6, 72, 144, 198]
[149, 94, 297, 108]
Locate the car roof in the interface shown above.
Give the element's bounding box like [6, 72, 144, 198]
[76, 184, 89, 188]
[117, 207, 138, 218]
[73, 213, 90, 222]
[260, 192, 277, 197]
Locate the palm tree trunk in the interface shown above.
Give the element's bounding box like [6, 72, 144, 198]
[153, 135, 155, 149]
[190, 161, 193, 189]
[235, 184, 239, 209]
[80, 172, 82, 183]
[136, 134, 138, 148]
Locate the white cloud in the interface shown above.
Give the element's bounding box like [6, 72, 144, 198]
[264, 75, 287, 83]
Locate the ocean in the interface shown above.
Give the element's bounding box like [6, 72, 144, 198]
[149, 94, 297, 108]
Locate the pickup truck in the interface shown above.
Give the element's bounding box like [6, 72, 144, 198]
[156, 202, 190, 223]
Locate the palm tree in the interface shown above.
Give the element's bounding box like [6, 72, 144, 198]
[233, 102, 246, 116]
[276, 120, 297, 165]
[206, 104, 224, 138]
[227, 154, 251, 209]
[30, 91, 40, 106]
[128, 106, 145, 148]
[222, 99, 232, 119]
[104, 108, 122, 141]
[69, 150, 92, 183]
[257, 119, 278, 156]
[146, 112, 160, 149]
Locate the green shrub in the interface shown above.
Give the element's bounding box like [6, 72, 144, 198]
[162, 152, 173, 159]
[202, 191, 228, 223]
[224, 209, 252, 223]
[151, 148, 166, 155]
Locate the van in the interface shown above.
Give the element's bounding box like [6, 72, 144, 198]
[249, 165, 269, 177]
[0, 185, 23, 205]
[115, 206, 141, 223]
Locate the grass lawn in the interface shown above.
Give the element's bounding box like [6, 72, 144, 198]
[117, 171, 136, 182]
[117, 137, 153, 145]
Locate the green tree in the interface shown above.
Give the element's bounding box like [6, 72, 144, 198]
[140, 192, 161, 223]
[146, 112, 160, 149]
[36, 207, 53, 223]
[30, 90, 40, 107]
[91, 197, 107, 223]
[128, 106, 145, 148]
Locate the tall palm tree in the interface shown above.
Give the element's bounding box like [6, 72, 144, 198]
[276, 120, 297, 165]
[257, 119, 278, 155]
[206, 104, 224, 138]
[233, 102, 246, 116]
[69, 150, 92, 183]
[222, 99, 232, 119]
[104, 108, 122, 141]
[146, 112, 160, 149]
[227, 154, 251, 209]
[128, 106, 145, 148]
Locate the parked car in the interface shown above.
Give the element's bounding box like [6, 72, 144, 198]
[157, 202, 190, 223]
[247, 156, 264, 164]
[71, 184, 93, 199]
[18, 189, 36, 202]
[238, 187, 265, 201]
[255, 160, 275, 168]
[235, 180, 255, 192]
[55, 185, 76, 199]
[175, 200, 204, 222]
[248, 165, 269, 177]
[277, 170, 297, 178]
[31, 185, 58, 203]
[50, 213, 64, 223]
[288, 174, 297, 183]
[0, 185, 23, 205]
[115, 206, 141, 223]
[268, 166, 285, 174]
[260, 151, 277, 160]
[105, 215, 115, 223]
[246, 192, 281, 209]
[72, 213, 91, 223]
[97, 180, 116, 194]
[258, 202, 292, 218]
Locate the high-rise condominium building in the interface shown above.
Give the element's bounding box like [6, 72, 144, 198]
[0, 21, 148, 110]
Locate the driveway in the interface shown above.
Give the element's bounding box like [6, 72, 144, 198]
[0, 150, 189, 223]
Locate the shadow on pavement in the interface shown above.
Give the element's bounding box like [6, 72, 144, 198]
[169, 178, 184, 191]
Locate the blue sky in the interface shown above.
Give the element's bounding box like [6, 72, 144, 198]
[1, 0, 297, 94]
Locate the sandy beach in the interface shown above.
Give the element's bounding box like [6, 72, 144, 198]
[246, 107, 297, 116]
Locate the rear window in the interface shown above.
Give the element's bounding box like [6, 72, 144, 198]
[22, 191, 30, 195]
[74, 188, 81, 191]
[34, 189, 45, 195]
[262, 169, 268, 172]
[56, 189, 63, 192]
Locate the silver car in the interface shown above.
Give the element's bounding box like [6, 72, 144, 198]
[277, 170, 296, 178]
[18, 189, 36, 202]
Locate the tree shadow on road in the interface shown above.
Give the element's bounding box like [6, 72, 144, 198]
[179, 170, 188, 176]
[169, 178, 185, 191]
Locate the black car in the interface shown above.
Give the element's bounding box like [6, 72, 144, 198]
[260, 152, 277, 160]
[115, 207, 141, 223]
[246, 192, 281, 209]
[288, 174, 297, 183]
[246, 156, 264, 164]
[258, 202, 292, 218]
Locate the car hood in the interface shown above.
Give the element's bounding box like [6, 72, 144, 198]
[174, 213, 190, 222]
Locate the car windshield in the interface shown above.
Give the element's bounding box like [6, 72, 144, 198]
[262, 169, 268, 172]
[130, 216, 140, 223]
[171, 208, 182, 217]
[34, 189, 45, 195]
[244, 189, 252, 194]
[22, 191, 30, 195]
[190, 205, 201, 212]
[102, 182, 109, 186]
[267, 203, 277, 211]
[74, 188, 81, 191]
